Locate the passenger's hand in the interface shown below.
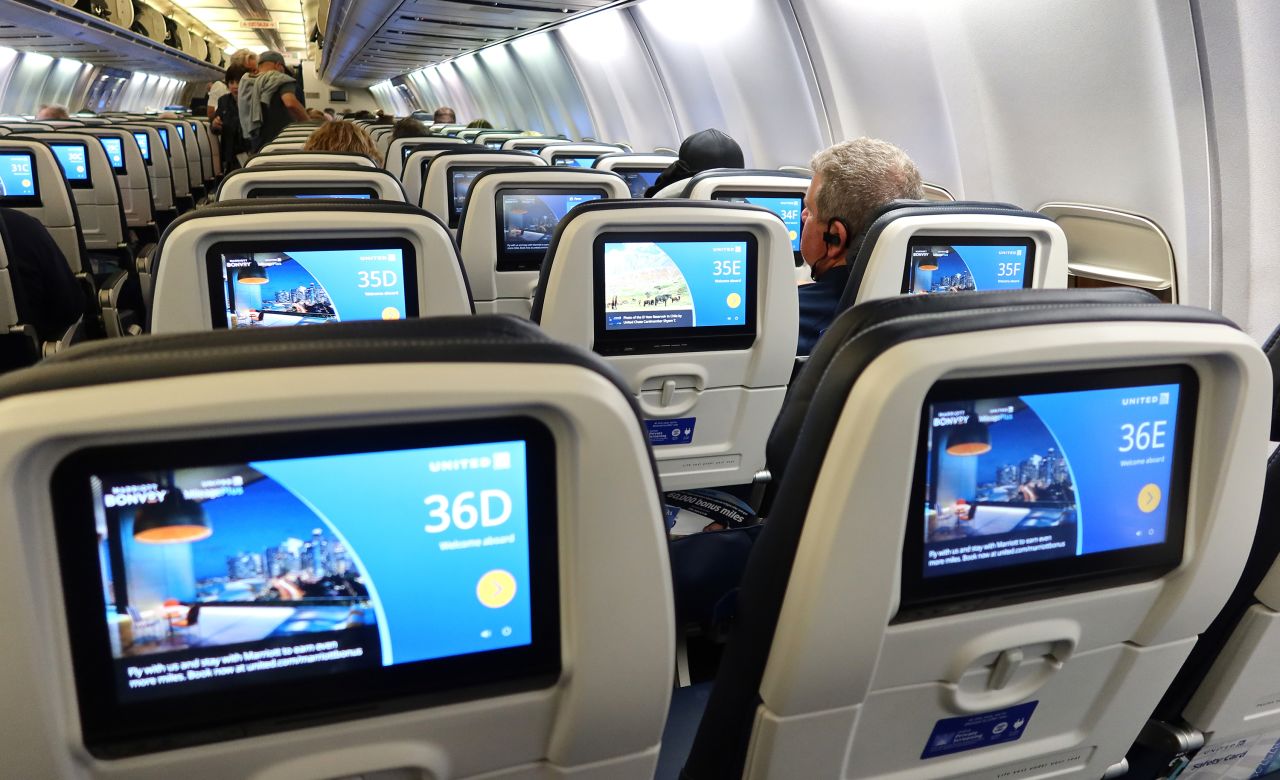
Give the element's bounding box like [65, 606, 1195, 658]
[212, 116, 223, 131]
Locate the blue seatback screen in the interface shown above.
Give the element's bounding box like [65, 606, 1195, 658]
[0, 152, 36, 199]
[714, 193, 803, 251]
[602, 239, 750, 331]
[293, 193, 373, 199]
[552, 155, 599, 169]
[100, 137, 125, 171]
[51, 143, 90, 182]
[175, 123, 185, 140]
[156, 127, 169, 151]
[918, 372, 1194, 582]
[906, 238, 1035, 294]
[210, 241, 417, 329]
[618, 169, 662, 198]
[498, 190, 604, 270]
[133, 132, 151, 162]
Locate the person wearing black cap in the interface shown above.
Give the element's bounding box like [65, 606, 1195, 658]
[644, 128, 745, 197]
[241, 51, 309, 151]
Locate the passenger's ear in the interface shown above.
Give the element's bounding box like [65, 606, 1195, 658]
[822, 218, 849, 259]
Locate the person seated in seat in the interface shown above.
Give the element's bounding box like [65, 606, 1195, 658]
[796, 137, 923, 355]
[0, 208, 83, 343]
[644, 128, 744, 197]
[36, 104, 70, 121]
[468, 119, 494, 129]
[433, 106, 457, 124]
[303, 121, 383, 166]
[392, 117, 430, 140]
[323, 108, 337, 121]
[307, 108, 327, 122]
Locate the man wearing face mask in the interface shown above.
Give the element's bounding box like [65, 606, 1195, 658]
[796, 137, 923, 355]
[644, 128, 745, 197]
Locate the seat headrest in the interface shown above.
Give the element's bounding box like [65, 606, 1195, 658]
[767, 287, 1225, 481]
[836, 199, 1058, 310]
[0, 315, 628, 401]
[677, 168, 811, 198]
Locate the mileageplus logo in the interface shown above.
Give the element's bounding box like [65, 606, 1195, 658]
[427, 451, 512, 473]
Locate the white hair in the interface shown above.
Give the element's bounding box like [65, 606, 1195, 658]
[809, 137, 923, 235]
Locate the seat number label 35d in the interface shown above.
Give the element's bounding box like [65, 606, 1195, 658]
[921, 700, 1037, 759]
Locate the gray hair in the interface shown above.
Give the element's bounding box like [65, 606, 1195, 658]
[228, 49, 257, 68]
[809, 137, 923, 236]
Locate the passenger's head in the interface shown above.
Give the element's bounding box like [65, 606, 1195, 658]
[467, 118, 493, 129]
[303, 121, 382, 166]
[392, 117, 430, 140]
[324, 108, 337, 120]
[36, 104, 70, 120]
[224, 64, 251, 97]
[228, 48, 258, 73]
[256, 51, 287, 74]
[801, 137, 922, 271]
[644, 128, 744, 197]
[307, 108, 326, 121]
[433, 106, 456, 124]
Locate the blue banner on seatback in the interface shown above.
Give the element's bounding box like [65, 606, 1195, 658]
[921, 700, 1037, 759]
[646, 417, 695, 446]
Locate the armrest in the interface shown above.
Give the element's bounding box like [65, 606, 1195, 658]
[42, 317, 83, 357]
[97, 270, 130, 339]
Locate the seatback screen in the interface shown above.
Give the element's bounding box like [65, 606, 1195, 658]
[0, 151, 37, 202]
[496, 188, 606, 272]
[206, 239, 418, 329]
[175, 123, 185, 141]
[292, 193, 374, 199]
[905, 236, 1035, 295]
[51, 142, 92, 186]
[132, 132, 151, 163]
[448, 166, 487, 228]
[899, 366, 1197, 617]
[246, 187, 377, 200]
[593, 231, 757, 355]
[552, 155, 599, 169]
[52, 418, 560, 756]
[100, 137, 126, 172]
[156, 127, 169, 152]
[712, 192, 804, 253]
[617, 169, 663, 199]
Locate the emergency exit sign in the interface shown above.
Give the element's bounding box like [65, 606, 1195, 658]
[238, 20, 277, 29]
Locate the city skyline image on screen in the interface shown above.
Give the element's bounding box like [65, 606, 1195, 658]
[923, 382, 1182, 578]
[93, 439, 534, 704]
[909, 242, 1031, 294]
[220, 248, 407, 328]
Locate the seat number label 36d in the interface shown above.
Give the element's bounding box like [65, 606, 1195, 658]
[920, 700, 1037, 759]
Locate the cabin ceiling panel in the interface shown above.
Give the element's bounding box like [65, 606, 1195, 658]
[322, 0, 617, 87]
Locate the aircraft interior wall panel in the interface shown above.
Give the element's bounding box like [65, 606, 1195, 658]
[630, 0, 827, 169]
[509, 32, 595, 141]
[557, 7, 680, 152]
[3, 54, 55, 116]
[793, 0, 1210, 309]
[455, 51, 521, 130]
[1194, 0, 1280, 342]
[425, 65, 483, 125]
[477, 44, 567, 135]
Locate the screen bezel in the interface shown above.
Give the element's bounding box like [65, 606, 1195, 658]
[246, 186, 378, 200]
[98, 137, 127, 174]
[49, 142, 94, 189]
[204, 237, 421, 330]
[896, 365, 1199, 621]
[447, 165, 489, 228]
[131, 132, 153, 165]
[493, 186, 609, 273]
[0, 149, 41, 206]
[51, 416, 562, 758]
[901, 235, 1037, 296]
[591, 230, 759, 356]
[711, 189, 805, 263]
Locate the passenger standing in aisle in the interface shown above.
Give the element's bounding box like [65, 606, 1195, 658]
[212, 65, 251, 171]
[239, 51, 309, 152]
[795, 137, 923, 355]
[207, 49, 257, 120]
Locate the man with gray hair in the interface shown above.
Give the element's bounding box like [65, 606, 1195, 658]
[36, 104, 70, 120]
[207, 49, 258, 120]
[796, 136, 923, 354]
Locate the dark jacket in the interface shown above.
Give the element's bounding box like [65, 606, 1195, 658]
[215, 92, 248, 170]
[645, 129, 745, 197]
[796, 264, 853, 356]
[0, 208, 83, 342]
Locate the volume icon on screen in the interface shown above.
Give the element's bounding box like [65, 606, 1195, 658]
[477, 569, 517, 608]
